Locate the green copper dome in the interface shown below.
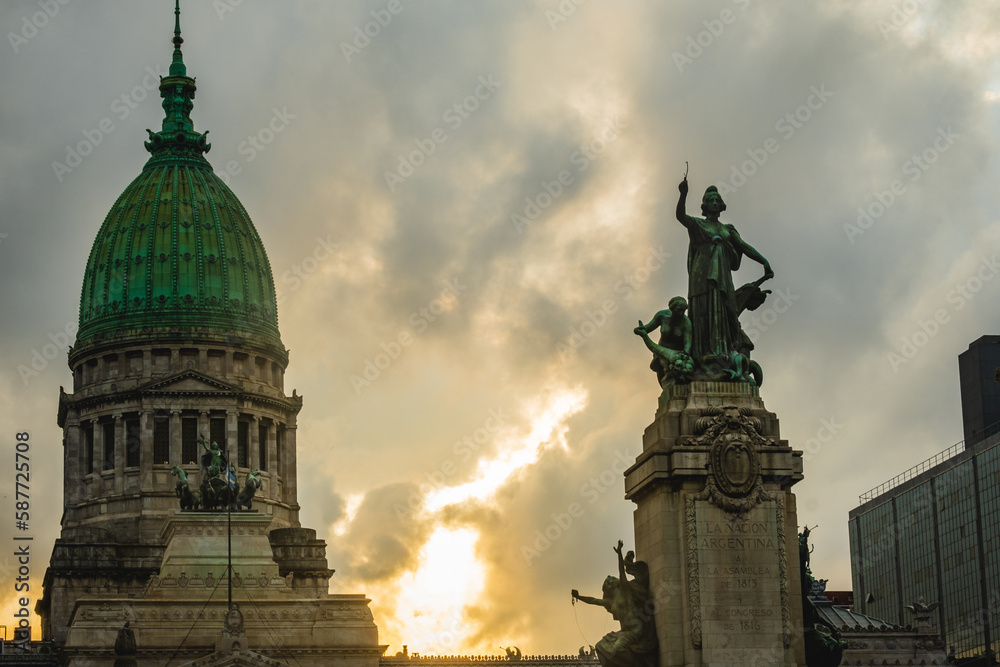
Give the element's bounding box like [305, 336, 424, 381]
[77, 2, 281, 347]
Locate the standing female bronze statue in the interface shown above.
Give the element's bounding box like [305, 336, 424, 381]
[675, 177, 772, 382]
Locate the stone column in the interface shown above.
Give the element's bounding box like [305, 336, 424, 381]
[250, 415, 260, 471]
[139, 410, 153, 489]
[226, 410, 238, 469]
[92, 418, 105, 498]
[64, 419, 81, 506]
[624, 382, 806, 666]
[113, 414, 125, 494]
[170, 410, 182, 466]
[142, 349, 152, 379]
[267, 421, 278, 501]
[94, 417, 105, 469]
[284, 424, 298, 509]
[198, 411, 210, 444]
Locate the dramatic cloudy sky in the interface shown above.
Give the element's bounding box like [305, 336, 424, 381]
[2, 0, 1000, 655]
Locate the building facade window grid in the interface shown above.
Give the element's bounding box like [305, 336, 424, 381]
[856, 501, 899, 624]
[896, 485, 938, 622]
[852, 437, 1000, 663]
[937, 461, 982, 658]
[977, 446, 1000, 658]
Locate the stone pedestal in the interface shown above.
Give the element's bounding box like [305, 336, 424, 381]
[58, 513, 385, 667]
[624, 382, 806, 667]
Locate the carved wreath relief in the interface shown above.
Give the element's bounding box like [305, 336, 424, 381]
[693, 405, 769, 513]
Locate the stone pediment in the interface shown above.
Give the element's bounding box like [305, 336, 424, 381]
[139, 370, 239, 395]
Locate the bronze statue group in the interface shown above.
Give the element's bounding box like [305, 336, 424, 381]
[171, 436, 262, 512]
[634, 177, 773, 389]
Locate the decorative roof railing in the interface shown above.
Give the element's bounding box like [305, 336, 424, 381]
[858, 419, 1000, 505]
[859, 440, 965, 504]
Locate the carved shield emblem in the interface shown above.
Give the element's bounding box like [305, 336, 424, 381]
[711, 434, 760, 498]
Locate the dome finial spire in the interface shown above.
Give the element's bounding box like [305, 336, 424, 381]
[144, 0, 210, 164]
[170, 0, 186, 77]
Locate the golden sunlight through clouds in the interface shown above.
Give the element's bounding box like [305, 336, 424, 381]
[425, 388, 589, 512]
[357, 386, 588, 654]
[386, 527, 485, 654]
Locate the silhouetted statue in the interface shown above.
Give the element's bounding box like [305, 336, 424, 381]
[198, 435, 234, 511]
[114, 621, 137, 667]
[799, 527, 845, 667]
[236, 470, 262, 510]
[171, 465, 199, 510]
[571, 541, 658, 667]
[200, 435, 223, 478]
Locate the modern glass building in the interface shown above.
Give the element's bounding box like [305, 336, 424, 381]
[850, 431, 1000, 664]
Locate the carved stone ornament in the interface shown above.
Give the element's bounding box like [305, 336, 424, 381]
[224, 604, 245, 636]
[692, 405, 771, 513]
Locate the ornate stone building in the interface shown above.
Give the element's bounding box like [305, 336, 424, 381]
[35, 5, 382, 665]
